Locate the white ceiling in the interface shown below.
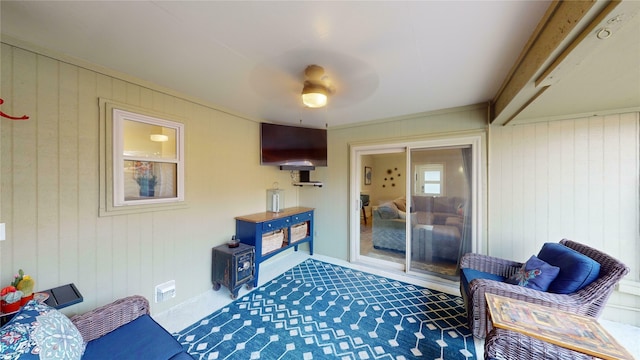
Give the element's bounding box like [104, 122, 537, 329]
[1, 1, 638, 128]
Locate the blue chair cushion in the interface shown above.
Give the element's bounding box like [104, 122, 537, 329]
[505, 255, 560, 291]
[537, 242, 601, 294]
[460, 268, 506, 297]
[82, 314, 187, 360]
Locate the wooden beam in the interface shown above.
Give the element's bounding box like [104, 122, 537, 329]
[491, 0, 608, 125]
[536, 0, 631, 88]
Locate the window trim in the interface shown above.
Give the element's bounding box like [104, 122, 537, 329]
[99, 99, 187, 216]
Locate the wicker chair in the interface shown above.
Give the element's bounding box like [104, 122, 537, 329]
[460, 239, 629, 339]
[484, 328, 595, 360]
[70, 295, 150, 342]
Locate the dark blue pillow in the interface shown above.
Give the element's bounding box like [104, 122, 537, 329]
[537, 242, 601, 294]
[505, 255, 560, 291]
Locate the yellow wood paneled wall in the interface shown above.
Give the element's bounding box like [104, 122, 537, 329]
[488, 113, 640, 324]
[0, 43, 297, 315]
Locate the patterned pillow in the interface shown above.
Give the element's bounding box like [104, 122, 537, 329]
[0, 300, 85, 360]
[506, 255, 560, 291]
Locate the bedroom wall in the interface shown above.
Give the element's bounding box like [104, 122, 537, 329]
[0, 42, 303, 315]
[411, 148, 467, 198]
[363, 149, 466, 208]
[370, 153, 406, 205]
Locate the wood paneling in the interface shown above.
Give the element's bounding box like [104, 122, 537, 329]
[0, 43, 298, 315]
[489, 114, 640, 280]
[489, 114, 640, 324]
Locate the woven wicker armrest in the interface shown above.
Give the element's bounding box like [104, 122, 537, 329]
[471, 279, 581, 310]
[70, 295, 150, 343]
[485, 328, 595, 360]
[460, 253, 523, 277]
[468, 278, 583, 338]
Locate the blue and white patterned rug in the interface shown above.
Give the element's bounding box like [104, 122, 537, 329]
[174, 259, 476, 359]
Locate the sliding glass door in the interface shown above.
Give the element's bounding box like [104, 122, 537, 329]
[350, 135, 481, 281]
[358, 151, 407, 269]
[408, 146, 473, 280]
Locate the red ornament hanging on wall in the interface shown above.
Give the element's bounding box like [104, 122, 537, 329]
[0, 98, 29, 120]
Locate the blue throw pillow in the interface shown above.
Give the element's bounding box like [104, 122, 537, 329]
[537, 242, 601, 294]
[0, 300, 84, 359]
[505, 255, 560, 291]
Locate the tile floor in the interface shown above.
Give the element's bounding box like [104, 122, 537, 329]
[155, 251, 640, 359]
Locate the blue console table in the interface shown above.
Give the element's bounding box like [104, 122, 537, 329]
[235, 207, 314, 287]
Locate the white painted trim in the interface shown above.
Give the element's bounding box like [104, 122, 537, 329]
[348, 144, 406, 263]
[112, 108, 185, 207]
[99, 99, 189, 216]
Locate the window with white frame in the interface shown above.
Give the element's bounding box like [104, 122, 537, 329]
[415, 163, 445, 196]
[112, 108, 184, 207]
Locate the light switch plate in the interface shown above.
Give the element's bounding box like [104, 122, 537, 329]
[0, 223, 5, 241]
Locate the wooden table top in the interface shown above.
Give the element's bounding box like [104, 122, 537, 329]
[235, 207, 314, 223]
[486, 293, 634, 360]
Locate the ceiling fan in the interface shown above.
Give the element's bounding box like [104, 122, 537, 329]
[301, 65, 334, 108]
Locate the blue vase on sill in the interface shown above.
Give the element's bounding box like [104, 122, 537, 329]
[138, 179, 156, 197]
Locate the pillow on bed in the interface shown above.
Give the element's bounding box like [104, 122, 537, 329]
[393, 197, 407, 212]
[377, 202, 399, 219]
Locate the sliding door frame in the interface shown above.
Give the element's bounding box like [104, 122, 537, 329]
[349, 132, 485, 276]
[349, 144, 407, 268]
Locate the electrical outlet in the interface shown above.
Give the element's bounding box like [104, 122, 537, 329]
[155, 280, 176, 303]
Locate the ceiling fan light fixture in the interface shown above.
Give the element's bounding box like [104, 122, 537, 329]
[302, 83, 328, 108]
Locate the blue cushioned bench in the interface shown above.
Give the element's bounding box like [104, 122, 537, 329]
[0, 296, 191, 359]
[72, 295, 192, 359]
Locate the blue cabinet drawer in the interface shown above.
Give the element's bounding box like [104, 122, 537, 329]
[291, 211, 313, 224]
[262, 217, 290, 232]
